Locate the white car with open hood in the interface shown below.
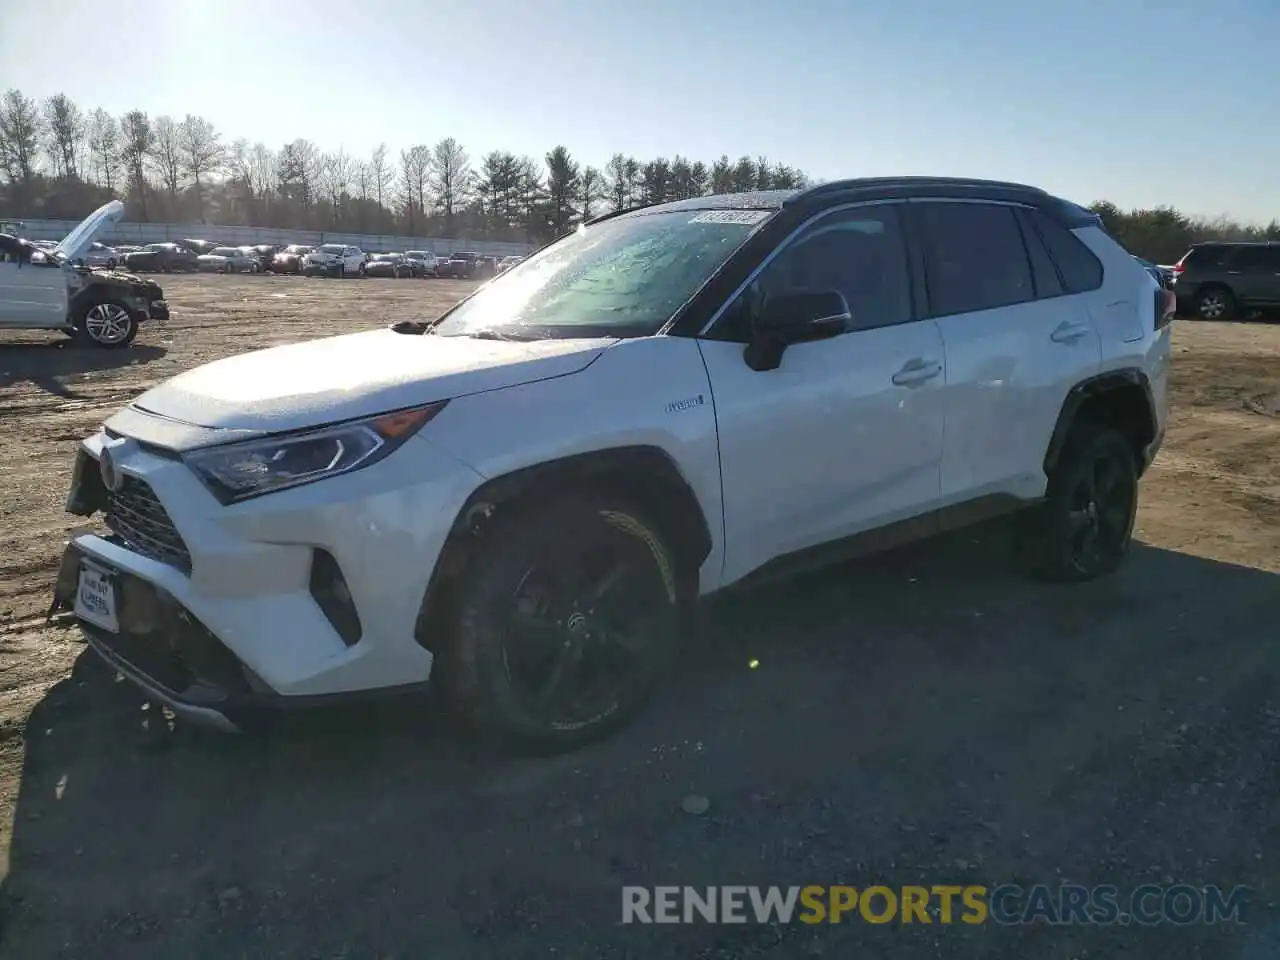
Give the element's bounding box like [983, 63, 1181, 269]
[50, 179, 1173, 751]
[0, 200, 168, 346]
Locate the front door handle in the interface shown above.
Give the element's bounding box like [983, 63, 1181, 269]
[1050, 321, 1091, 344]
[891, 358, 942, 386]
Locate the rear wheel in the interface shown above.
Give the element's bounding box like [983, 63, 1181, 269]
[441, 493, 681, 753]
[1015, 424, 1138, 582]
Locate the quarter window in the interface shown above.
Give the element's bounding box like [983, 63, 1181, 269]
[918, 202, 1033, 316]
[1023, 207, 1103, 294]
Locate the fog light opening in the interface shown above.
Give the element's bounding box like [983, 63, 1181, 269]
[309, 549, 362, 647]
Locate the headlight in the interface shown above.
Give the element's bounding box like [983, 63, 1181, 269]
[184, 403, 448, 504]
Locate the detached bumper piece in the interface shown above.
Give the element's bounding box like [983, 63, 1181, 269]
[51, 543, 258, 732]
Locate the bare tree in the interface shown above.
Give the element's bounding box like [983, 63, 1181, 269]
[319, 149, 354, 224]
[369, 142, 393, 210]
[401, 145, 431, 222]
[248, 143, 277, 216]
[87, 108, 122, 190]
[429, 137, 471, 235]
[119, 110, 153, 219]
[42, 93, 85, 180]
[277, 138, 322, 222]
[179, 114, 223, 221]
[0, 89, 43, 189]
[148, 115, 182, 198]
[398, 147, 423, 232]
[354, 160, 372, 201]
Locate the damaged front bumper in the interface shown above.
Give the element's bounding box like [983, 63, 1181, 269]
[50, 542, 253, 732]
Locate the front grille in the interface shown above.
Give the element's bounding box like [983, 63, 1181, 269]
[105, 475, 193, 573]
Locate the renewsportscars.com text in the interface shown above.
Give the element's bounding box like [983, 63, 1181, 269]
[621, 884, 1250, 926]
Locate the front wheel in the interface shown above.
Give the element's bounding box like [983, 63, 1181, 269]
[440, 494, 681, 753]
[1015, 425, 1138, 582]
[75, 300, 139, 349]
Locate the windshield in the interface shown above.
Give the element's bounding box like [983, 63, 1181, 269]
[431, 208, 770, 340]
[211, 247, 239, 256]
[320, 244, 345, 254]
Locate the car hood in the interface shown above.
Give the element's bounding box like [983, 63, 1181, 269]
[53, 199, 124, 262]
[130, 327, 615, 431]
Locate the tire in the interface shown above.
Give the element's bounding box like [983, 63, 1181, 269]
[74, 299, 139, 349]
[1015, 424, 1138, 582]
[440, 493, 682, 753]
[1196, 285, 1235, 321]
[338, 264, 346, 279]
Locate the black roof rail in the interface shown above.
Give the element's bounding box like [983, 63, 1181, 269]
[787, 176, 1047, 206]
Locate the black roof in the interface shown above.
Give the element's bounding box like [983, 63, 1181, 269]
[599, 177, 1097, 228]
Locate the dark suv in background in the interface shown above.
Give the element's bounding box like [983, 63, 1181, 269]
[1172, 242, 1280, 320]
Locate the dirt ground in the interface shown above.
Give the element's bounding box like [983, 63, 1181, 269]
[0, 274, 1278, 958]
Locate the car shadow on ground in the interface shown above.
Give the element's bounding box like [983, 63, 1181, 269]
[0, 342, 167, 398]
[3, 527, 1280, 959]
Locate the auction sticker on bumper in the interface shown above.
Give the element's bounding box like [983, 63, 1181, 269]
[75, 562, 119, 633]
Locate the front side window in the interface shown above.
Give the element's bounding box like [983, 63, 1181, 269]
[713, 205, 913, 341]
[1225, 246, 1280, 270]
[919, 202, 1034, 316]
[431, 208, 772, 340]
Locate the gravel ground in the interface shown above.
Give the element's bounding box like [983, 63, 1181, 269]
[0, 274, 1278, 958]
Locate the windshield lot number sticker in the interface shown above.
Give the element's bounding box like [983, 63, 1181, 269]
[689, 210, 770, 225]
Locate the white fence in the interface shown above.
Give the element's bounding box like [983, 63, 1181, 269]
[14, 218, 535, 257]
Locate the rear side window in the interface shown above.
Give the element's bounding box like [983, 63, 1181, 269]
[1179, 245, 1226, 268]
[1224, 246, 1280, 270]
[1023, 208, 1103, 294]
[917, 202, 1033, 316]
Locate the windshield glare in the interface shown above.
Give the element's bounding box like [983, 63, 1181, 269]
[431, 209, 769, 339]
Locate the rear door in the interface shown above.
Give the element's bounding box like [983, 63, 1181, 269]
[911, 199, 1102, 504]
[1223, 245, 1280, 306]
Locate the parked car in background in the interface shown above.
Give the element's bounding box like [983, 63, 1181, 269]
[33, 240, 57, 250]
[303, 243, 366, 277]
[364, 253, 415, 278]
[122, 242, 200, 273]
[444, 251, 480, 278]
[181, 239, 218, 256]
[1134, 256, 1172, 289]
[475, 255, 498, 279]
[270, 244, 312, 274]
[0, 200, 167, 348]
[198, 246, 260, 273]
[1171, 241, 1280, 320]
[236, 246, 265, 271]
[84, 241, 119, 269]
[404, 250, 440, 276]
[114, 245, 144, 257]
[496, 255, 523, 274]
[247, 244, 278, 272]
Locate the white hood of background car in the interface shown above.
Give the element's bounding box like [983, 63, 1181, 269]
[132, 328, 614, 431]
[54, 199, 124, 262]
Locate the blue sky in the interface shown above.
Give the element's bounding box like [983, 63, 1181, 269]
[2, 0, 1277, 221]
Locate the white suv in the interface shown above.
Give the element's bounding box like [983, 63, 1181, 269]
[51, 178, 1173, 750]
[303, 243, 366, 277]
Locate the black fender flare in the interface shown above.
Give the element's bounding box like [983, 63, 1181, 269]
[1043, 368, 1157, 475]
[414, 446, 714, 652]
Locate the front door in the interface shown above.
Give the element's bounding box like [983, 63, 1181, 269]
[0, 259, 69, 327]
[698, 203, 948, 587]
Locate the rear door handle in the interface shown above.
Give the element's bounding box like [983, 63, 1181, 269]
[1050, 321, 1091, 344]
[891, 358, 942, 386]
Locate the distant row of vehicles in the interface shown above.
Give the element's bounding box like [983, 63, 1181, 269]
[84, 238, 525, 280]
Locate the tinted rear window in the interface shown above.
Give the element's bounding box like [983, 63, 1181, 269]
[1024, 208, 1103, 294]
[918, 201, 1034, 316]
[1179, 245, 1228, 267]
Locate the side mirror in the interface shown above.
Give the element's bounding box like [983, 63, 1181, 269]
[744, 289, 852, 372]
